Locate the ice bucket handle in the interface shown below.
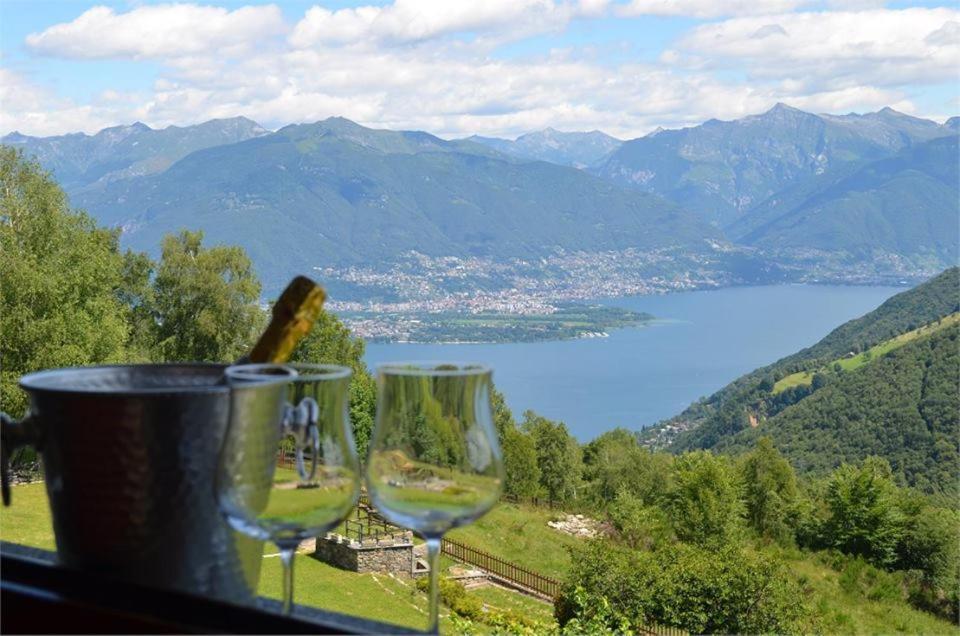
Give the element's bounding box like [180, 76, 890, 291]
[282, 398, 320, 482]
[0, 412, 40, 506]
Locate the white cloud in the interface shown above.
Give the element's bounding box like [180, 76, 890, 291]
[3, 2, 956, 138]
[670, 8, 960, 87]
[25, 4, 287, 59]
[618, 0, 807, 18]
[617, 0, 888, 17]
[289, 0, 586, 48]
[0, 69, 125, 135]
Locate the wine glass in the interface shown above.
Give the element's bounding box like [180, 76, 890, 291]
[366, 362, 504, 633]
[217, 363, 360, 615]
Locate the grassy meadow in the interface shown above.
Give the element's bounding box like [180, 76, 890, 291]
[2, 482, 955, 634]
[773, 312, 960, 394]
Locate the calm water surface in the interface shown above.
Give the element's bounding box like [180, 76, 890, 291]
[364, 285, 904, 441]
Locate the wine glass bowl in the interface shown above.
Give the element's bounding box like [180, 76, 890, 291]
[365, 362, 504, 632]
[216, 362, 360, 614]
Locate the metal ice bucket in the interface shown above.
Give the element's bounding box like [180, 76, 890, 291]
[0, 363, 292, 604]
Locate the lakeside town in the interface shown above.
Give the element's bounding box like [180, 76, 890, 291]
[317, 247, 927, 342]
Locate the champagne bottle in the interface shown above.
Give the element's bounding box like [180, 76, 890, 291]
[246, 275, 327, 363]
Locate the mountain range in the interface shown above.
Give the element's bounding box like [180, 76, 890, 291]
[467, 129, 622, 168]
[29, 117, 712, 290]
[3, 105, 957, 296]
[593, 104, 956, 227]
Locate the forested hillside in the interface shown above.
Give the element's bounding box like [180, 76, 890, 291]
[716, 323, 959, 494]
[654, 268, 960, 493]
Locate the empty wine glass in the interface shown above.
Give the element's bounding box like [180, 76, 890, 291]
[366, 362, 504, 633]
[217, 363, 360, 615]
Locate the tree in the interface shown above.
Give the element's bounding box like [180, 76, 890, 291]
[490, 386, 515, 442]
[289, 309, 376, 458]
[739, 437, 799, 543]
[664, 451, 743, 546]
[117, 249, 157, 361]
[522, 411, 581, 505]
[824, 457, 905, 567]
[897, 505, 960, 593]
[1, 147, 131, 417]
[152, 230, 262, 363]
[582, 428, 671, 505]
[501, 426, 541, 499]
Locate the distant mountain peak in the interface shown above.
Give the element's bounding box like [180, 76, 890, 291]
[757, 102, 808, 119]
[464, 127, 623, 168]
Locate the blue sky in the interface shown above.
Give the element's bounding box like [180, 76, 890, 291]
[1, 1, 957, 138]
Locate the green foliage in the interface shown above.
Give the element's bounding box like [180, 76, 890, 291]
[152, 230, 262, 362]
[502, 427, 541, 499]
[664, 451, 743, 546]
[557, 540, 807, 634]
[897, 505, 960, 612]
[582, 428, 672, 505]
[117, 249, 157, 361]
[824, 458, 905, 567]
[1, 147, 131, 418]
[289, 309, 376, 458]
[522, 411, 582, 505]
[739, 437, 798, 542]
[608, 490, 673, 551]
[417, 576, 548, 632]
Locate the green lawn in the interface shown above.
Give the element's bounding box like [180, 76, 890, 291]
[258, 550, 453, 631]
[774, 313, 960, 394]
[0, 482, 56, 550]
[446, 502, 583, 580]
[468, 583, 555, 623]
[0, 483, 559, 633]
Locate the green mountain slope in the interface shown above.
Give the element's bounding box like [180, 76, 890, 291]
[594, 104, 954, 227]
[467, 128, 622, 168]
[651, 268, 960, 491]
[1, 117, 268, 190]
[71, 119, 717, 291]
[729, 135, 959, 264]
[717, 323, 959, 494]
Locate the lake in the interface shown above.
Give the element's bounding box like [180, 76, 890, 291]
[364, 284, 904, 442]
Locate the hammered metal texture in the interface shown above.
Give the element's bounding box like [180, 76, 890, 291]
[18, 364, 269, 604]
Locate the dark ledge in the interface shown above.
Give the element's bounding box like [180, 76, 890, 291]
[0, 541, 424, 634]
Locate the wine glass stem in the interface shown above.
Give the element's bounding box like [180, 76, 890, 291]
[426, 536, 442, 634]
[278, 545, 296, 616]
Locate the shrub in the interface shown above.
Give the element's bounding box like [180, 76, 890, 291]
[557, 540, 807, 634]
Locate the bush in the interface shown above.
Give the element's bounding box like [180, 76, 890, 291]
[557, 540, 807, 634]
[608, 489, 673, 550]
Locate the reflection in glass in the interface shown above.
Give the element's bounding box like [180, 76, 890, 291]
[217, 363, 360, 615]
[366, 362, 504, 633]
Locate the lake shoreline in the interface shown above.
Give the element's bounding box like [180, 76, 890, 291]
[365, 284, 905, 441]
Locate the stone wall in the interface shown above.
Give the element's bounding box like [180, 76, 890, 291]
[312, 534, 415, 575]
